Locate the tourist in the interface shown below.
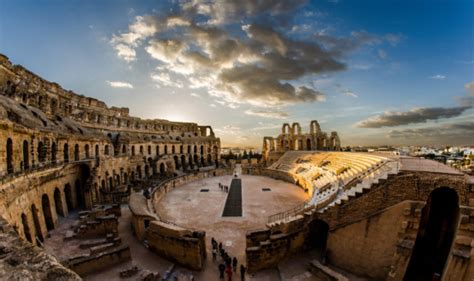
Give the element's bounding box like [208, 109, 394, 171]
[226, 264, 233, 281]
[218, 242, 223, 252]
[232, 257, 238, 272]
[218, 263, 226, 279]
[240, 265, 246, 281]
[211, 237, 217, 250]
[212, 248, 217, 261]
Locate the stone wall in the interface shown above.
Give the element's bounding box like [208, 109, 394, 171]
[245, 170, 473, 280]
[67, 244, 131, 276]
[146, 221, 206, 270]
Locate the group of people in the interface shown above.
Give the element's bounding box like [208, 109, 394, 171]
[211, 237, 246, 280]
[218, 182, 229, 193]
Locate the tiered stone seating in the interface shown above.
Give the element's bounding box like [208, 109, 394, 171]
[266, 151, 400, 222]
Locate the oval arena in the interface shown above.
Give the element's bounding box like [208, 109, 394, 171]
[0, 54, 473, 281]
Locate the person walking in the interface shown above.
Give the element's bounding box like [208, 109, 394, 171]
[218, 263, 226, 279]
[212, 247, 217, 261]
[240, 265, 246, 281]
[232, 257, 238, 272]
[226, 264, 233, 281]
[218, 242, 223, 252]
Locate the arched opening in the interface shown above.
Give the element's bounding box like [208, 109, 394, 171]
[140, 145, 144, 155]
[75, 165, 88, 209]
[160, 163, 165, 175]
[31, 204, 44, 243]
[108, 177, 113, 191]
[180, 145, 183, 154]
[306, 219, 329, 261]
[22, 140, 29, 170]
[194, 154, 199, 167]
[200, 145, 204, 154]
[137, 166, 142, 179]
[200, 156, 205, 166]
[148, 145, 151, 155]
[42, 194, 55, 231]
[95, 144, 99, 158]
[172, 145, 175, 154]
[104, 145, 109, 156]
[74, 144, 80, 161]
[122, 145, 127, 154]
[21, 213, 32, 243]
[174, 155, 180, 169]
[181, 155, 186, 169]
[63, 143, 69, 163]
[188, 155, 193, 168]
[187, 145, 191, 154]
[6, 138, 14, 174]
[51, 142, 57, 163]
[132, 146, 135, 156]
[164, 145, 168, 154]
[37, 141, 46, 162]
[145, 165, 150, 178]
[124, 173, 128, 184]
[54, 188, 64, 217]
[193, 145, 197, 153]
[156, 145, 160, 156]
[404, 187, 460, 281]
[64, 184, 73, 212]
[306, 139, 312, 150]
[85, 144, 90, 158]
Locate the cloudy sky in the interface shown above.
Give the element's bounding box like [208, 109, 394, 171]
[1, 0, 473, 148]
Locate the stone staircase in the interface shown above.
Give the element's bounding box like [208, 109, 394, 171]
[320, 161, 399, 212]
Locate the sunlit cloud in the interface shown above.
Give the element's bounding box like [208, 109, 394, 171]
[107, 80, 134, 88]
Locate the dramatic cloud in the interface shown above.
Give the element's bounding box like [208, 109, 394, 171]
[107, 81, 134, 88]
[429, 74, 446, 80]
[356, 106, 472, 128]
[466, 82, 474, 96]
[245, 109, 289, 119]
[388, 122, 474, 139]
[110, 1, 371, 109]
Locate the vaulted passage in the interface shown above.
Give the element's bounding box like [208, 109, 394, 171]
[404, 187, 460, 281]
[21, 213, 32, 243]
[64, 183, 74, 212]
[6, 138, 13, 174]
[222, 178, 242, 217]
[54, 188, 64, 217]
[31, 204, 44, 243]
[42, 194, 55, 231]
[306, 219, 329, 261]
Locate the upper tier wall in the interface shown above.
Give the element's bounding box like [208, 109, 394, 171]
[0, 54, 215, 137]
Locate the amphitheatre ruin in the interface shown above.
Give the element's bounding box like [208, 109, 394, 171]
[0, 53, 473, 281]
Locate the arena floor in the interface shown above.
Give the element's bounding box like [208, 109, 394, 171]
[155, 174, 309, 274]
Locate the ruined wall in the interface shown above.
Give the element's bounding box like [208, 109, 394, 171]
[67, 245, 131, 276]
[145, 221, 206, 270]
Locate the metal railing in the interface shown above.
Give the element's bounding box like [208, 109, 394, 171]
[267, 200, 315, 224]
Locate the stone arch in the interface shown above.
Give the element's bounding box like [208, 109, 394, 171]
[122, 144, 127, 154]
[21, 213, 32, 243]
[159, 163, 165, 175]
[54, 188, 65, 217]
[172, 145, 176, 154]
[63, 143, 69, 163]
[181, 155, 186, 169]
[292, 122, 301, 135]
[148, 145, 151, 155]
[310, 120, 321, 134]
[38, 141, 46, 162]
[180, 145, 183, 154]
[156, 145, 160, 156]
[64, 184, 73, 212]
[95, 144, 99, 157]
[164, 145, 168, 154]
[306, 139, 312, 150]
[140, 145, 144, 155]
[174, 155, 180, 169]
[42, 194, 55, 231]
[404, 187, 460, 280]
[132, 145, 135, 156]
[51, 142, 57, 163]
[306, 219, 329, 261]
[74, 144, 80, 161]
[31, 204, 44, 243]
[282, 123, 290, 134]
[200, 145, 204, 155]
[193, 145, 197, 153]
[85, 144, 90, 158]
[187, 145, 191, 154]
[22, 140, 29, 170]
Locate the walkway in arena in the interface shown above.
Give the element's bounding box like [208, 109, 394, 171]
[222, 178, 243, 217]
